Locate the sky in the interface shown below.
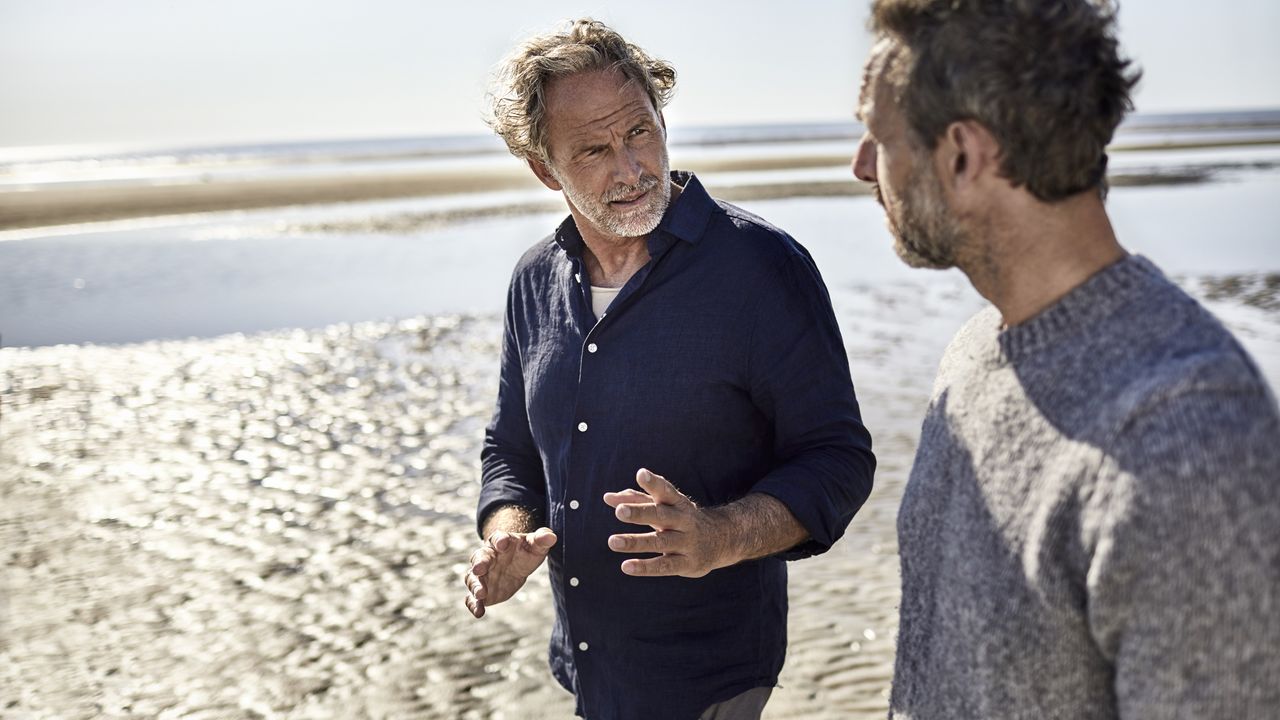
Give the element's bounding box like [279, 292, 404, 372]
[2, 0, 1279, 151]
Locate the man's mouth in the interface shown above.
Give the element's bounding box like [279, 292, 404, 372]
[609, 189, 649, 208]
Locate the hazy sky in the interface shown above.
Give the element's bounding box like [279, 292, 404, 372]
[3, 0, 1278, 150]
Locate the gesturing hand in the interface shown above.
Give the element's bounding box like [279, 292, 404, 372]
[603, 468, 734, 578]
[464, 527, 557, 618]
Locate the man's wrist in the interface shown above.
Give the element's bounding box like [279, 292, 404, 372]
[480, 504, 541, 539]
[705, 493, 809, 567]
[702, 505, 742, 570]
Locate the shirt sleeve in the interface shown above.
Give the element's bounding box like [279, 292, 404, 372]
[745, 251, 876, 559]
[476, 279, 547, 538]
[1086, 387, 1280, 717]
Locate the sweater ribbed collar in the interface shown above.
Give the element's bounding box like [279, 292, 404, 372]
[993, 254, 1165, 364]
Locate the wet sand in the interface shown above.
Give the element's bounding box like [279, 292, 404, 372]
[4, 143, 1276, 231]
[0, 153, 853, 231]
[0, 275, 961, 719]
[5, 274, 1276, 718]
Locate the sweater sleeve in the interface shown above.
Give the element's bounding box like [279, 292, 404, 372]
[1086, 386, 1280, 718]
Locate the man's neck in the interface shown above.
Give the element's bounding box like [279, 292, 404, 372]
[962, 190, 1126, 327]
[581, 234, 651, 289]
[574, 180, 683, 289]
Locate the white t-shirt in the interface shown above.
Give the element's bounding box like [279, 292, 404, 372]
[590, 285, 622, 320]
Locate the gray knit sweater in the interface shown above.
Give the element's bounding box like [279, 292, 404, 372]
[890, 255, 1280, 719]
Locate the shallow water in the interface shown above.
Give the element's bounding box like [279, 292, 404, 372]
[2, 165, 1278, 349]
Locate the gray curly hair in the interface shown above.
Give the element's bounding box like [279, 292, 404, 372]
[486, 18, 677, 163]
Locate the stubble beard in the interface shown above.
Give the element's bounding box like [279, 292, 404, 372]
[885, 155, 968, 270]
[556, 157, 672, 239]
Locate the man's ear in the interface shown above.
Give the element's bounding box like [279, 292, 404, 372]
[933, 119, 1000, 197]
[528, 156, 563, 191]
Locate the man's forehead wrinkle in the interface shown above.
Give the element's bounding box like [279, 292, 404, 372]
[545, 69, 655, 137]
[861, 38, 894, 100]
[859, 38, 893, 123]
[566, 102, 649, 134]
[861, 37, 911, 130]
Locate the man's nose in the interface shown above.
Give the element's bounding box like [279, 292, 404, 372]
[852, 133, 878, 183]
[614, 145, 643, 185]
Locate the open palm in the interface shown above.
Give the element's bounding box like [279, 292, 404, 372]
[464, 528, 557, 618]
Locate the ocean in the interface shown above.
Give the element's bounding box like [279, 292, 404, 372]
[4, 109, 1280, 193]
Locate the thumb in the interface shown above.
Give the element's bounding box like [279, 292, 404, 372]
[636, 468, 684, 505]
[530, 527, 558, 552]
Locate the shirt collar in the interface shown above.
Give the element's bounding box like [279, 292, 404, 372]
[552, 170, 715, 258]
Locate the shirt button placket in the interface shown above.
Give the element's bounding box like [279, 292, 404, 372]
[571, 324, 595, 664]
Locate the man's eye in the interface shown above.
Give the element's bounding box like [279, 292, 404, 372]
[630, 127, 648, 137]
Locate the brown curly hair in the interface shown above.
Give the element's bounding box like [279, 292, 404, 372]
[486, 18, 677, 163]
[870, 0, 1142, 201]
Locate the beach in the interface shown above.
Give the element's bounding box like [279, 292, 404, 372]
[3, 120, 1280, 718]
[4, 278, 1277, 719]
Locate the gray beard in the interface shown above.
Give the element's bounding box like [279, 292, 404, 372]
[557, 163, 671, 239]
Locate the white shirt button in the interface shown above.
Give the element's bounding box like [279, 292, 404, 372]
[587, 343, 598, 353]
[569, 500, 580, 510]
[578, 641, 589, 651]
[577, 422, 588, 432]
[570, 577, 580, 587]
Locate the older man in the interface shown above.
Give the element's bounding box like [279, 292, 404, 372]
[461, 19, 875, 720]
[853, 1, 1280, 717]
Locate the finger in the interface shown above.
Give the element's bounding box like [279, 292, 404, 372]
[608, 530, 682, 554]
[636, 468, 688, 506]
[465, 572, 486, 600]
[614, 501, 683, 529]
[464, 593, 486, 618]
[620, 554, 686, 577]
[603, 488, 651, 507]
[470, 548, 494, 576]
[489, 531, 514, 553]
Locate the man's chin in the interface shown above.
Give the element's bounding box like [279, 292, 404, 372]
[613, 194, 670, 237]
[606, 210, 664, 238]
[893, 237, 954, 270]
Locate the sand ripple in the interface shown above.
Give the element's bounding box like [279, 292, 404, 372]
[4, 277, 1275, 719]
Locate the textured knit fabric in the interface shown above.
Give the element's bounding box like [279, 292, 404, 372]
[479, 172, 875, 720]
[891, 255, 1280, 719]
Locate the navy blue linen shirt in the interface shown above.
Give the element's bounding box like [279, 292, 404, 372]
[478, 171, 875, 720]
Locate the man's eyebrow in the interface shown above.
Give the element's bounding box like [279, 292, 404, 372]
[572, 141, 607, 156]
